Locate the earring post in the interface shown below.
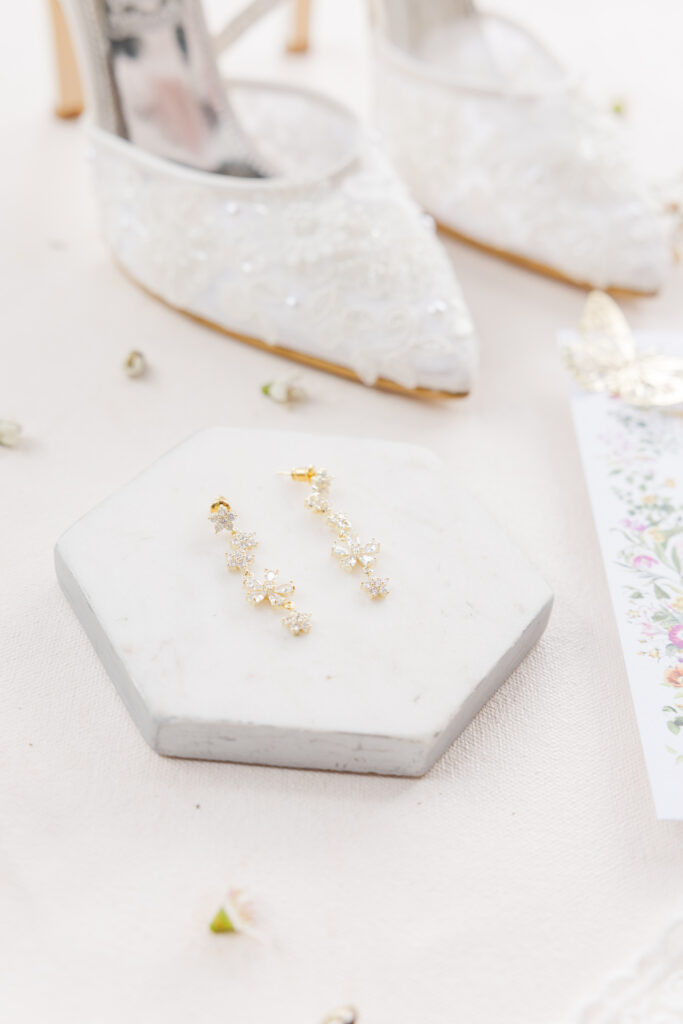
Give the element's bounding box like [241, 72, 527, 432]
[276, 467, 317, 481]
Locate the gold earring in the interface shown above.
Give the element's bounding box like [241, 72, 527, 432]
[208, 498, 312, 636]
[280, 468, 390, 599]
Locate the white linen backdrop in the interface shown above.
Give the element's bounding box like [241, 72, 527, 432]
[1, 1, 683, 1021]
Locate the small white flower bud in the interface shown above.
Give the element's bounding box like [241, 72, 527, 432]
[124, 350, 147, 378]
[0, 419, 22, 447]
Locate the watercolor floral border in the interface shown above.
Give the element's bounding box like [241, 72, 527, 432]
[602, 404, 683, 764]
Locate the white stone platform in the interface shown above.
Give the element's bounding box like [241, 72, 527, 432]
[55, 427, 552, 774]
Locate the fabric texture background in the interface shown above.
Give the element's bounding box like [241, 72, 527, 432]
[2, 1, 683, 1021]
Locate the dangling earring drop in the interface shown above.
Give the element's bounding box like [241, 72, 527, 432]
[208, 498, 312, 636]
[280, 468, 390, 599]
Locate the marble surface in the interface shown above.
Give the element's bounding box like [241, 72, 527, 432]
[55, 428, 551, 773]
[3, 1, 683, 1022]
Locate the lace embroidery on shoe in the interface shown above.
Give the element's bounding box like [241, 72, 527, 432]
[375, 45, 673, 290]
[89, 120, 473, 389]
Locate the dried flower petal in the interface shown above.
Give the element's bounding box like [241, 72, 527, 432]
[0, 419, 22, 447]
[322, 1007, 357, 1024]
[209, 889, 260, 938]
[262, 375, 308, 405]
[209, 908, 235, 933]
[124, 350, 147, 378]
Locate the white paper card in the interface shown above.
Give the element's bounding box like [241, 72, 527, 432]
[563, 329, 683, 819]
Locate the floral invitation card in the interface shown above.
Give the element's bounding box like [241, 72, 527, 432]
[564, 331, 683, 819]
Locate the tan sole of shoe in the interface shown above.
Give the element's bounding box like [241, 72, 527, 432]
[120, 266, 466, 400]
[436, 220, 658, 299]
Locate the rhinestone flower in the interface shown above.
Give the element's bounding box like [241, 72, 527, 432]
[281, 610, 312, 636]
[226, 531, 258, 571]
[243, 569, 295, 607]
[226, 547, 255, 572]
[231, 530, 258, 551]
[209, 499, 310, 636]
[311, 469, 332, 492]
[306, 491, 330, 513]
[327, 510, 352, 533]
[209, 503, 236, 533]
[332, 535, 380, 572]
[361, 573, 390, 599]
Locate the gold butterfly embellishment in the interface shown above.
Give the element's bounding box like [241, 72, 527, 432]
[562, 290, 683, 409]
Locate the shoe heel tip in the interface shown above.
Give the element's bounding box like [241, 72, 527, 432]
[55, 102, 84, 119]
[286, 40, 309, 53]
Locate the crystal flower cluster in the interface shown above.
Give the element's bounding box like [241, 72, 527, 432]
[209, 498, 311, 636]
[303, 468, 390, 600]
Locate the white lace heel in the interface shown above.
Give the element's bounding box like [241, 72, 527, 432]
[371, 0, 675, 296]
[47, 0, 477, 397]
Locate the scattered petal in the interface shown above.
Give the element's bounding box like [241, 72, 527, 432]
[322, 1007, 357, 1024]
[262, 375, 308, 405]
[0, 419, 22, 448]
[210, 889, 259, 937]
[210, 908, 235, 933]
[124, 350, 147, 378]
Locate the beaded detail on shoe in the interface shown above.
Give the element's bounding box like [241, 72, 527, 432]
[374, 24, 674, 293]
[88, 82, 476, 392]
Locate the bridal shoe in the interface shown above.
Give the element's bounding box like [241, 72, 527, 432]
[47, 0, 477, 397]
[369, 0, 674, 296]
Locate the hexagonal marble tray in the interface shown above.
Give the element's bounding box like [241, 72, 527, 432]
[55, 428, 552, 775]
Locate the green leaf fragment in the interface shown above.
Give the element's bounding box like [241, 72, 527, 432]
[210, 908, 235, 933]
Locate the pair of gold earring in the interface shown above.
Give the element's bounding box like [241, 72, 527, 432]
[208, 466, 390, 638]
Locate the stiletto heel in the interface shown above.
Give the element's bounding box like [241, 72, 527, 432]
[286, 0, 311, 53]
[47, 0, 84, 119]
